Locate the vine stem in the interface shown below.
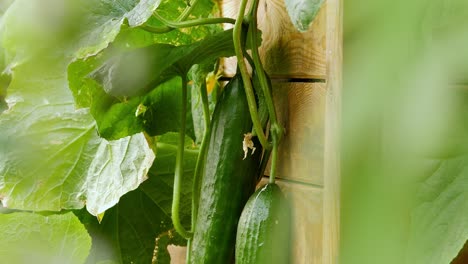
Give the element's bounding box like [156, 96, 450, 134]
[142, 16, 235, 33]
[177, 0, 200, 22]
[269, 135, 279, 184]
[192, 74, 211, 223]
[154, 12, 236, 28]
[171, 76, 193, 239]
[187, 74, 212, 262]
[249, 0, 283, 183]
[141, 0, 234, 34]
[232, 0, 271, 150]
[139, 24, 172, 34]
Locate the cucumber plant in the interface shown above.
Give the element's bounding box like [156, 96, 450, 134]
[0, 0, 319, 263]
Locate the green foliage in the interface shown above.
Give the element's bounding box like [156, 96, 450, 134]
[0, 212, 92, 264]
[0, 0, 220, 262]
[0, 61, 155, 215]
[68, 29, 242, 141]
[406, 156, 468, 264]
[76, 132, 197, 264]
[85, 29, 238, 97]
[404, 90, 468, 264]
[150, 0, 220, 44]
[0, 0, 163, 64]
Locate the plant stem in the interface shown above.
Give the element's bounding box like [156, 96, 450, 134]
[249, 0, 283, 184]
[186, 240, 192, 263]
[172, 76, 193, 239]
[193, 76, 212, 216]
[187, 76, 212, 260]
[177, 0, 200, 22]
[141, 16, 235, 34]
[139, 24, 173, 34]
[269, 134, 279, 184]
[233, 0, 271, 150]
[154, 12, 236, 28]
[258, 147, 271, 181]
[141, 0, 232, 34]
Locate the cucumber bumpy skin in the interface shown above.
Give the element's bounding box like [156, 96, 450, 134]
[235, 183, 291, 264]
[189, 73, 262, 264]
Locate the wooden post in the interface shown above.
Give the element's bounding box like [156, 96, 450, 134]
[323, 0, 342, 263]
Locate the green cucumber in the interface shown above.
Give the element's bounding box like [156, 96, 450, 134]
[235, 183, 291, 264]
[189, 73, 262, 264]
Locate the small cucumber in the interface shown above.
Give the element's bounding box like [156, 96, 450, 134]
[235, 183, 291, 264]
[189, 73, 262, 264]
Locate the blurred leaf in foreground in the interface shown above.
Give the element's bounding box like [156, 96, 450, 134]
[0, 212, 91, 264]
[343, 0, 468, 264]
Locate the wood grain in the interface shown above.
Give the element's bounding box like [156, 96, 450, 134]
[219, 0, 327, 78]
[265, 83, 326, 186]
[322, 0, 342, 264]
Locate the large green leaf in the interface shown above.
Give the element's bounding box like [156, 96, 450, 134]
[67, 29, 245, 140]
[0, 212, 91, 264]
[405, 91, 468, 264]
[77, 133, 197, 264]
[0, 0, 162, 65]
[284, 0, 325, 32]
[0, 61, 155, 216]
[68, 63, 195, 140]
[88, 29, 237, 97]
[0, 1, 11, 113]
[190, 63, 219, 144]
[406, 156, 468, 264]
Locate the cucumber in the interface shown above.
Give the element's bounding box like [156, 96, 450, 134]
[189, 73, 262, 264]
[235, 183, 291, 264]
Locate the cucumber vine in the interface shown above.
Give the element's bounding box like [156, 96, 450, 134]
[171, 75, 192, 239]
[142, 0, 283, 255]
[0, 0, 327, 262]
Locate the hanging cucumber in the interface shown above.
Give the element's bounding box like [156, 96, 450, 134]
[189, 73, 262, 264]
[235, 183, 291, 264]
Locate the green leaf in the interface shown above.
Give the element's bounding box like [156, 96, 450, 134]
[76, 133, 197, 264]
[0, 2, 11, 114]
[0, 72, 8, 114]
[67, 29, 247, 140]
[190, 63, 218, 144]
[0, 0, 162, 65]
[284, 0, 325, 32]
[404, 90, 468, 264]
[140, 78, 196, 139]
[68, 62, 195, 140]
[147, 0, 221, 45]
[406, 156, 468, 264]
[89, 29, 237, 97]
[0, 61, 155, 216]
[0, 0, 14, 16]
[0, 212, 91, 264]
